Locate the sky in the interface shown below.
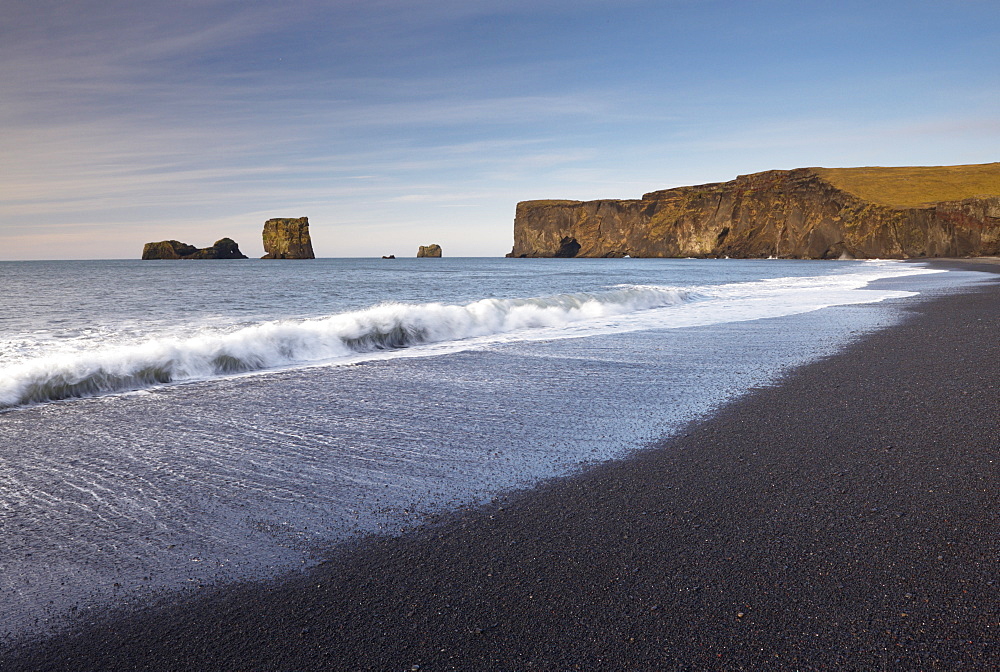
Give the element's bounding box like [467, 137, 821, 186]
[1, 0, 998, 259]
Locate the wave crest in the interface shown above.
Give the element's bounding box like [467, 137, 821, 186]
[0, 285, 695, 409]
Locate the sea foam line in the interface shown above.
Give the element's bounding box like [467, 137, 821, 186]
[0, 285, 697, 409]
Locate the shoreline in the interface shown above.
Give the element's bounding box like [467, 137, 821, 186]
[5, 265, 1000, 670]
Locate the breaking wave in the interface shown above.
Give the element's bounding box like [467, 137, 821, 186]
[0, 285, 697, 409]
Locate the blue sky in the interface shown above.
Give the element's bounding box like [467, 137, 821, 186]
[2, 0, 997, 259]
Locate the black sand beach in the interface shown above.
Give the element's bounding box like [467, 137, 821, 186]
[4, 261, 1000, 671]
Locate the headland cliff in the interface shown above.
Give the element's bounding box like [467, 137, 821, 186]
[508, 163, 1000, 259]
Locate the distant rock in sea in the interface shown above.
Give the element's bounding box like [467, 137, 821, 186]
[508, 162, 1000, 259]
[262, 217, 315, 259]
[382, 254, 396, 259]
[417, 244, 442, 258]
[141, 238, 248, 260]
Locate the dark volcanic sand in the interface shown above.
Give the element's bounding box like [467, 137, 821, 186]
[4, 262, 1000, 671]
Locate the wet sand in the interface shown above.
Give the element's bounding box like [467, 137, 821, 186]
[4, 261, 1000, 670]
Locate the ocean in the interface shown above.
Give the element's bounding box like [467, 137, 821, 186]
[0, 257, 988, 642]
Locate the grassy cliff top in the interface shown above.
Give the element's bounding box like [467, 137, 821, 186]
[518, 199, 583, 207]
[812, 163, 1000, 208]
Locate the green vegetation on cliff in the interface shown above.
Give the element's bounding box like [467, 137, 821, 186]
[813, 163, 1000, 208]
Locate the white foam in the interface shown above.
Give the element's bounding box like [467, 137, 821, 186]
[0, 261, 944, 409]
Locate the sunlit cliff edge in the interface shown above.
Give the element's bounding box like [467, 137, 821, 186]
[507, 163, 1000, 259]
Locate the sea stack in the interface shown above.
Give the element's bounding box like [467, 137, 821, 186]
[262, 217, 315, 259]
[141, 238, 248, 260]
[508, 162, 1000, 259]
[417, 244, 442, 258]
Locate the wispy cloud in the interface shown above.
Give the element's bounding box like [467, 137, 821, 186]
[2, 0, 998, 258]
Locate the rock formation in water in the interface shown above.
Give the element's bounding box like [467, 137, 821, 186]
[141, 238, 248, 260]
[508, 163, 1000, 259]
[262, 217, 315, 259]
[417, 244, 442, 257]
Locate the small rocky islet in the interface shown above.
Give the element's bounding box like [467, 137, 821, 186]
[142, 217, 315, 260]
[417, 244, 442, 257]
[140, 238, 247, 260]
[261, 217, 315, 259]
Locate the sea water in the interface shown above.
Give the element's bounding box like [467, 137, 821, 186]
[0, 257, 988, 641]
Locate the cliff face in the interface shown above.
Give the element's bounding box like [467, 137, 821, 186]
[262, 217, 315, 259]
[142, 238, 248, 260]
[417, 244, 442, 258]
[508, 164, 1000, 259]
